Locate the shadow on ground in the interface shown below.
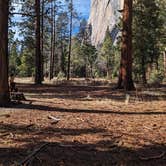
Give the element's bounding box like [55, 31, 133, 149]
[0, 127, 165, 166]
[0, 83, 165, 165]
[5, 102, 166, 115]
[15, 83, 166, 102]
[0, 122, 166, 166]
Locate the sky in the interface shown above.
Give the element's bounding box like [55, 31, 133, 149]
[13, 0, 91, 39]
[72, 0, 91, 34]
[73, 0, 91, 20]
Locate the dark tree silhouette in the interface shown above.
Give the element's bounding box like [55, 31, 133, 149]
[0, 0, 10, 105]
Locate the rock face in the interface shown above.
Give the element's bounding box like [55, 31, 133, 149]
[89, 0, 124, 46]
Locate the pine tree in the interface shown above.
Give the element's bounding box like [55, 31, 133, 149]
[100, 29, 115, 79]
[56, 11, 69, 75]
[34, 0, 42, 84]
[117, 0, 135, 90]
[133, 0, 164, 83]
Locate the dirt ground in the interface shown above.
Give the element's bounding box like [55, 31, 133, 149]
[0, 79, 166, 166]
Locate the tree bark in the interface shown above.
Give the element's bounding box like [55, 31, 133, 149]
[0, 0, 10, 106]
[67, 0, 73, 80]
[35, 0, 42, 84]
[117, 0, 135, 91]
[41, 0, 44, 81]
[49, 1, 54, 80]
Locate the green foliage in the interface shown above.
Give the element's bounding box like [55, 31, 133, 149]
[18, 49, 35, 77]
[71, 38, 85, 77]
[57, 71, 65, 80]
[56, 11, 70, 75]
[8, 0, 165, 82]
[81, 43, 97, 67]
[71, 37, 97, 77]
[148, 70, 165, 84]
[9, 41, 21, 75]
[133, 0, 165, 83]
[98, 28, 120, 79]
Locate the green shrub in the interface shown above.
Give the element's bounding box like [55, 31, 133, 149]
[148, 70, 164, 84]
[57, 71, 65, 80]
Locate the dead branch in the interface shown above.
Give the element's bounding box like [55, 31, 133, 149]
[48, 115, 61, 124]
[19, 143, 49, 166]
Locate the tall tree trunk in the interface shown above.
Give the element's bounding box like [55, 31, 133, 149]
[53, 0, 57, 75]
[117, 0, 135, 91]
[0, 0, 10, 106]
[49, 1, 54, 80]
[35, 0, 42, 84]
[60, 34, 65, 74]
[67, 0, 73, 80]
[41, 0, 44, 80]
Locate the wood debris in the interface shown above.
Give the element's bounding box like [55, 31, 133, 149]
[19, 143, 49, 166]
[48, 115, 61, 124]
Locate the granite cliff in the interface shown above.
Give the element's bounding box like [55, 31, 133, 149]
[89, 0, 124, 46]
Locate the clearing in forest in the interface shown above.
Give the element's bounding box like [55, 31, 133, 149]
[0, 80, 166, 166]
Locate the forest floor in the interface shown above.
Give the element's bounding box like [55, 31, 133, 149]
[0, 78, 166, 166]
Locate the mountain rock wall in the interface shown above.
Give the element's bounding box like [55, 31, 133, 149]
[89, 0, 124, 46]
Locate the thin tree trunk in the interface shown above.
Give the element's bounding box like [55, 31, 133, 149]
[41, 0, 44, 80]
[0, 0, 10, 105]
[67, 0, 73, 80]
[49, 1, 54, 80]
[60, 33, 65, 74]
[164, 50, 166, 77]
[35, 0, 42, 84]
[141, 53, 147, 84]
[53, 0, 57, 75]
[117, 0, 135, 91]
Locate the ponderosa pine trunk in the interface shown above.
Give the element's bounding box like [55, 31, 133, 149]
[35, 0, 42, 84]
[117, 0, 135, 91]
[0, 0, 10, 106]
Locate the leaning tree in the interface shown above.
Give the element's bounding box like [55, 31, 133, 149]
[0, 0, 10, 105]
[117, 0, 135, 90]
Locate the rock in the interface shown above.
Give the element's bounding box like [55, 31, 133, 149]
[89, 0, 124, 46]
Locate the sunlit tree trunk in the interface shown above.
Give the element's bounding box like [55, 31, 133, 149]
[117, 0, 135, 91]
[0, 0, 10, 106]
